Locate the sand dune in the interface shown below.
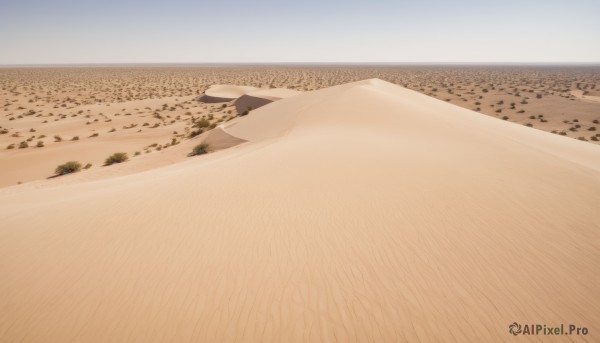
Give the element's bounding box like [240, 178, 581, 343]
[571, 90, 600, 103]
[200, 84, 301, 113]
[234, 88, 302, 113]
[1, 79, 599, 342]
[200, 84, 259, 103]
[202, 126, 247, 150]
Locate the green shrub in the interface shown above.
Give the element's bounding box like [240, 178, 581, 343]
[190, 143, 209, 156]
[55, 161, 82, 175]
[19, 141, 28, 149]
[104, 152, 128, 165]
[195, 119, 210, 128]
[189, 129, 203, 138]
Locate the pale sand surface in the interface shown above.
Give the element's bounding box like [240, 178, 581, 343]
[0, 79, 599, 342]
[203, 84, 259, 101]
[2, 66, 600, 188]
[571, 90, 600, 103]
[234, 88, 303, 113]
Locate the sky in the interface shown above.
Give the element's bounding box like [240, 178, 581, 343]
[0, 0, 599, 64]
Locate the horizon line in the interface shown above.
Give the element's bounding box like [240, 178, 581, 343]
[1, 62, 600, 68]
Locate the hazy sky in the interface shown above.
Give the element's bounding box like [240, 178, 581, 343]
[1, 0, 599, 64]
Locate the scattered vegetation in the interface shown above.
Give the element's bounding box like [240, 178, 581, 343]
[195, 118, 210, 128]
[104, 152, 128, 165]
[189, 143, 209, 156]
[55, 161, 82, 175]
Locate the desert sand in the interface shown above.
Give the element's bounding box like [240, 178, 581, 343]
[2, 65, 600, 188]
[0, 76, 599, 342]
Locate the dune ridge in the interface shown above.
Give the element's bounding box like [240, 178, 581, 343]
[234, 88, 302, 113]
[0, 79, 599, 342]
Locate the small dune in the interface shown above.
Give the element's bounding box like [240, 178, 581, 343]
[234, 88, 302, 113]
[199, 84, 258, 103]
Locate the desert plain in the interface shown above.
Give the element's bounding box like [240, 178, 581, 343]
[0, 65, 599, 342]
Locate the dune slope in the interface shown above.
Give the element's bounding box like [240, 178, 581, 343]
[0, 79, 599, 342]
[200, 84, 259, 103]
[234, 88, 302, 112]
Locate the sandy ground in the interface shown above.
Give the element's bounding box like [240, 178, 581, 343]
[1, 65, 600, 187]
[0, 77, 599, 342]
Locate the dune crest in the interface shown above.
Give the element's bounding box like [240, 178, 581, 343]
[234, 88, 302, 113]
[200, 84, 259, 103]
[1, 79, 599, 342]
[199, 84, 302, 113]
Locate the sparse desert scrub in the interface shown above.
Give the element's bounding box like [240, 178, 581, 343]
[19, 141, 28, 149]
[189, 143, 209, 156]
[36, 141, 44, 147]
[189, 129, 203, 138]
[104, 152, 128, 165]
[83, 163, 92, 169]
[54, 135, 62, 142]
[0, 65, 598, 185]
[55, 161, 82, 175]
[195, 118, 210, 128]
